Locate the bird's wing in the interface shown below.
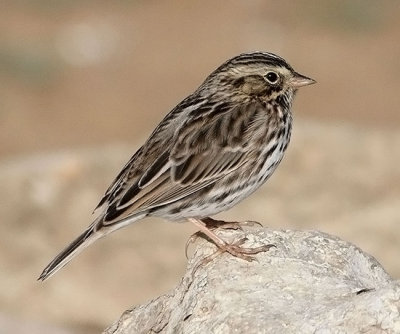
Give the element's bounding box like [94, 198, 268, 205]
[100, 101, 262, 224]
[93, 96, 212, 212]
[93, 148, 143, 212]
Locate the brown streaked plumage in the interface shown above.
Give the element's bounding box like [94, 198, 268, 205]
[39, 52, 315, 281]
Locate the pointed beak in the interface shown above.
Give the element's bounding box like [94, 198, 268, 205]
[288, 72, 316, 88]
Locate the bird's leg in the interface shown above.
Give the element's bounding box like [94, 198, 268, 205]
[187, 218, 274, 262]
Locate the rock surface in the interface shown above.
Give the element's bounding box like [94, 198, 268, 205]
[104, 227, 400, 334]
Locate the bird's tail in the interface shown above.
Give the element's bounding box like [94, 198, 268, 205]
[38, 221, 102, 281]
[38, 212, 146, 281]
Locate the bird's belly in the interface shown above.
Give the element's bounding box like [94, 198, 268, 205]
[205, 139, 287, 214]
[155, 143, 287, 221]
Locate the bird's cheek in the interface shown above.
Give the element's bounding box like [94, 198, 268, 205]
[241, 83, 253, 95]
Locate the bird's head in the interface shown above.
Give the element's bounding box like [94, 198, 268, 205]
[203, 52, 315, 102]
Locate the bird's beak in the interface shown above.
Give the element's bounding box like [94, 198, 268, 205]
[288, 72, 316, 88]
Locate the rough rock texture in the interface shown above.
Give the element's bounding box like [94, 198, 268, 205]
[104, 227, 400, 334]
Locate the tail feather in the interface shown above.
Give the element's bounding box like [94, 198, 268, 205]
[38, 224, 102, 281]
[38, 212, 147, 281]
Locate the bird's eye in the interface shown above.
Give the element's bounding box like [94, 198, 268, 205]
[265, 71, 279, 84]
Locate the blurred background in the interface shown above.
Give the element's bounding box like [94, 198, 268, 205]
[1, 0, 399, 333]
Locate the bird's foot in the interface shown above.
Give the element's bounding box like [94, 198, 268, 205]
[187, 218, 274, 271]
[219, 237, 275, 261]
[191, 237, 275, 273]
[185, 218, 263, 258]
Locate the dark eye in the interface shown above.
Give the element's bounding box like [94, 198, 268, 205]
[265, 71, 279, 84]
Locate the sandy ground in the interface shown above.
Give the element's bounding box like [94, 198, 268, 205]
[1, 1, 399, 333]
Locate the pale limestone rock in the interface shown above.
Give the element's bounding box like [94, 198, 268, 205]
[104, 227, 400, 334]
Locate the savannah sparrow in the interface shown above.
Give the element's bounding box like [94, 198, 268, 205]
[39, 52, 315, 281]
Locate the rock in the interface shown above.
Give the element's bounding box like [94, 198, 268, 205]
[104, 227, 400, 334]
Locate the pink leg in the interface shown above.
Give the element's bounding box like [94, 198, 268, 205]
[187, 218, 274, 262]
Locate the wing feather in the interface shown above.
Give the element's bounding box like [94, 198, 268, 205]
[101, 100, 262, 224]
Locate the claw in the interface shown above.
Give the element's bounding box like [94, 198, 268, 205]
[185, 231, 203, 259]
[191, 249, 223, 275]
[242, 220, 264, 228]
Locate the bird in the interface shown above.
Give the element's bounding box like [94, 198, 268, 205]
[39, 51, 315, 281]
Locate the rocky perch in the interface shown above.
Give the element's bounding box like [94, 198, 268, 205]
[104, 227, 400, 334]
